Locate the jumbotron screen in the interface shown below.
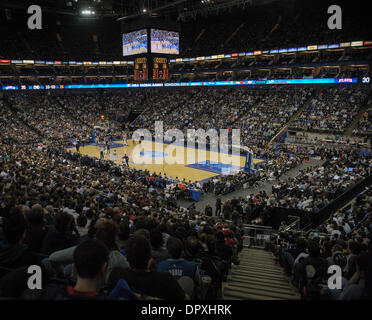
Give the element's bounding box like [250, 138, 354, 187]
[150, 29, 179, 55]
[122, 29, 148, 56]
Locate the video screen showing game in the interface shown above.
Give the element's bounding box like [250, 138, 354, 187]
[150, 29, 179, 55]
[122, 29, 148, 56]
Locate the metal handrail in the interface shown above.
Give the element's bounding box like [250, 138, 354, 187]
[223, 219, 274, 248]
[283, 215, 300, 232]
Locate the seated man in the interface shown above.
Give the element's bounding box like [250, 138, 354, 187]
[296, 240, 328, 299]
[47, 219, 129, 283]
[24, 204, 48, 254]
[0, 206, 44, 269]
[157, 236, 201, 298]
[107, 236, 191, 300]
[41, 239, 109, 300]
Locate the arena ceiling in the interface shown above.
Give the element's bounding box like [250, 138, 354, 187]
[0, 0, 283, 21]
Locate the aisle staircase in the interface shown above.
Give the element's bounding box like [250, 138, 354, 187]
[268, 91, 316, 145]
[344, 93, 372, 136]
[2, 96, 44, 138]
[223, 248, 301, 300]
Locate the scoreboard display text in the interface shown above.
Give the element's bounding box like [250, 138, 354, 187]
[134, 58, 148, 81]
[153, 57, 168, 80]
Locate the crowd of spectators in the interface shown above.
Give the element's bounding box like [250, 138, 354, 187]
[236, 89, 312, 148]
[0, 100, 40, 145]
[3, 93, 141, 146]
[0, 83, 371, 301]
[272, 188, 372, 300]
[0, 0, 371, 302]
[208, 145, 371, 230]
[0, 138, 244, 299]
[290, 88, 369, 134]
[353, 106, 372, 137]
[269, 148, 371, 212]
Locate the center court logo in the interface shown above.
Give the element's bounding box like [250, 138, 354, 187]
[130, 121, 242, 167]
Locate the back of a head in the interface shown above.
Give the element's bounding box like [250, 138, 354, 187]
[308, 240, 321, 258]
[296, 237, 307, 252]
[54, 212, 73, 233]
[216, 231, 225, 242]
[348, 240, 361, 255]
[332, 244, 343, 255]
[134, 217, 147, 230]
[166, 236, 184, 259]
[206, 234, 216, 254]
[95, 219, 119, 251]
[134, 228, 150, 241]
[73, 239, 109, 279]
[26, 204, 44, 228]
[125, 236, 152, 270]
[185, 236, 200, 257]
[332, 251, 347, 269]
[356, 253, 369, 274]
[2, 206, 26, 245]
[118, 222, 130, 241]
[76, 214, 88, 228]
[150, 228, 163, 250]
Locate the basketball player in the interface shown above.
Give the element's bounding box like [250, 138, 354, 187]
[123, 154, 129, 166]
[113, 150, 117, 163]
[103, 146, 107, 160]
[123, 132, 127, 146]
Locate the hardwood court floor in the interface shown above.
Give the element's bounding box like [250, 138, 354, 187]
[68, 140, 264, 183]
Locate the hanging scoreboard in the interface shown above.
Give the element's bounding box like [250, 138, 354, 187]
[153, 57, 168, 80]
[134, 57, 148, 81]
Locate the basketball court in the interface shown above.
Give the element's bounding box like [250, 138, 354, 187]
[67, 139, 265, 183]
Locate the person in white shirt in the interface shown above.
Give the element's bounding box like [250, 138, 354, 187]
[113, 150, 117, 163]
[331, 229, 342, 237]
[343, 222, 352, 234]
[123, 133, 127, 146]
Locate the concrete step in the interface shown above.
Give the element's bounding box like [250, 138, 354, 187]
[224, 285, 299, 300]
[223, 248, 300, 300]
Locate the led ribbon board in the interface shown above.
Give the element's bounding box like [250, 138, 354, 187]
[1, 78, 358, 91]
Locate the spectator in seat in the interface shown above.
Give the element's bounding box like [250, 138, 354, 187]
[48, 219, 129, 284]
[345, 240, 362, 279]
[282, 237, 308, 276]
[41, 239, 109, 300]
[222, 200, 232, 220]
[157, 236, 201, 297]
[215, 195, 222, 217]
[184, 236, 204, 261]
[297, 240, 328, 299]
[215, 231, 233, 262]
[41, 212, 78, 255]
[204, 204, 213, 217]
[338, 254, 369, 300]
[107, 236, 190, 300]
[76, 214, 88, 238]
[116, 221, 130, 250]
[0, 206, 44, 269]
[150, 228, 168, 263]
[24, 204, 48, 253]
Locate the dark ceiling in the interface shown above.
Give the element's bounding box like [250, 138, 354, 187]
[0, 0, 283, 21]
